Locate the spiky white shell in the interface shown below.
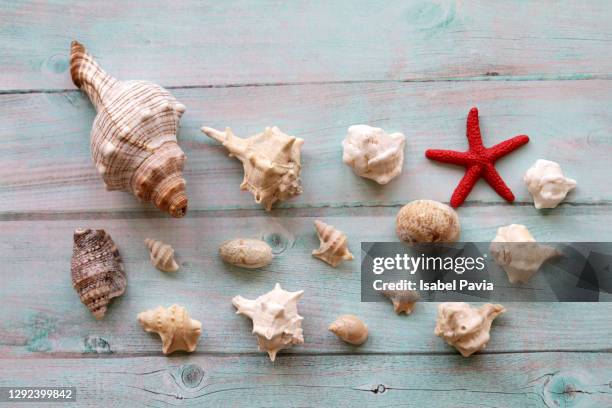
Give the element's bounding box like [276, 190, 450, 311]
[137, 305, 202, 354]
[312, 220, 354, 267]
[523, 159, 576, 209]
[219, 238, 273, 269]
[342, 125, 406, 184]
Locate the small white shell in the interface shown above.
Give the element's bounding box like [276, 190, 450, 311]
[219, 238, 273, 269]
[523, 159, 576, 209]
[342, 125, 406, 184]
[312, 220, 353, 267]
[145, 238, 179, 272]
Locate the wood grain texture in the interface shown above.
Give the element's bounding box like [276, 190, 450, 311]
[1, 79, 610, 214]
[1, 0, 611, 91]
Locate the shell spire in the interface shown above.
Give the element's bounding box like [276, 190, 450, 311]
[137, 305, 202, 354]
[312, 220, 354, 267]
[70, 41, 188, 217]
[144, 238, 179, 272]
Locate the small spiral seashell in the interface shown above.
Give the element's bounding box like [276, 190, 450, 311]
[523, 159, 577, 209]
[329, 315, 369, 345]
[219, 239, 273, 269]
[312, 220, 353, 267]
[382, 289, 420, 314]
[145, 238, 179, 272]
[396, 200, 460, 243]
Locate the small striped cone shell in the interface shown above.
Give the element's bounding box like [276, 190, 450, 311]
[201, 126, 303, 210]
[70, 41, 188, 217]
[137, 305, 202, 354]
[71, 228, 126, 319]
[312, 220, 354, 267]
[145, 238, 179, 272]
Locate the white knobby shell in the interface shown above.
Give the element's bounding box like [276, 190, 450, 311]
[137, 305, 202, 354]
[219, 238, 273, 269]
[342, 125, 406, 184]
[329, 315, 369, 345]
[523, 159, 576, 209]
[144, 238, 179, 272]
[434, 302, 505, 357]
[396, 200, 460, 243]
[312, 220, 354, 267]
[490, 224, 561, 284]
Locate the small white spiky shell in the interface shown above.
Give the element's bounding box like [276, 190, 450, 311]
[312, 220, 354, 267]
[434, 302, 505, 357]
[232, 283, 304, 361]
[329, 315, 369, 345]
[342, 124, 406, 184]
[201, 126, 304, 210]
[219, 238, 273, 269]
[144, 238, 179, 272]
[137, 305, 202, 354]
[489, 224, 561, 284]
[70, 41, 188, 217]
[396, 200, 460, 243]
[381, 290, 420, 314]
[523, 159, 576, 209]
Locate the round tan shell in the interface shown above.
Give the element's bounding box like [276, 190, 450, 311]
[312, 220, 354, 267]
[396, 200, 460, 243]
[137, 304, 202, 354]
[329, 315, 369, 345]
[71, 228, 126, 319]
[145, 238, 179, 272]
[219, 238, 273, 269]
[70, 41, 188, 217]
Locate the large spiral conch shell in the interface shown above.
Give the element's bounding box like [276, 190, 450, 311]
[71, 228, 126, 319]
[523, 159, 577, 209]
[70, 41, 188, 217]
[144, 238, 179, 272]
[434, 302, 505, 357]
[137, 305, 202, 354]
[232, 283, 304, 361]
[329, 315, 369, 345]
[396, 200, 460, 243]
[201, 126, 304, 210]
[312, 220, 354, 267]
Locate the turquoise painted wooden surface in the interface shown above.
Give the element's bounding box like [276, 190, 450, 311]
[0, 1, 611, 407]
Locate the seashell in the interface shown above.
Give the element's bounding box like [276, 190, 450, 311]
[137, 304, 202, 354]
[232, 283, 304, 361]
[144, 238, 179, 272]
[434, 302, 505, 357]
[489, 224, 561, 284]
[523, 159, 577, 209]
[312, 220, 354, 267]
[329, 315, 369, 345]
[70, 41, 188, 217]
[71, 228, 126, 319]
[396, 200, 460, 243]
[219, 238, 273, 269]
[342, 124, 406, 184]
[382, 289, 420, 314]
[201, 126, 304, 210]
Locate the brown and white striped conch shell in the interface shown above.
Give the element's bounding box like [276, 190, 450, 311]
[144, 238, 179, 272]
[70, 41, 188, 217]
[312, 220, 354, 267]
[329, 315, 369, 345]
[434, 302, 505, 357]
[201, 126, 304, 210]
[137, 305, 202, 354]
[382, 289, 420, 314]
[219, 238, 273, 269]
[71, 228, 126, 319]
[232, 283, 304, 361]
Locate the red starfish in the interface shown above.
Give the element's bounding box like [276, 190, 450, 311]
[425, 107, 529, 208]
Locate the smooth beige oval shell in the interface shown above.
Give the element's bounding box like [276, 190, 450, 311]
[329, 315, 369, 345]
[137, 304, 202, 354]
[145, 238, 179, 272]
[219, 238, 273, 269]
[396, 200, 460, 243]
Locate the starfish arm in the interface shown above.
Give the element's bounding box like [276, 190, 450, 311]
[450, 164, 482, 208]
[466, 107, 485, 151]
[425, 149, 471, 166]
[487, 135, 529, 161]
[481, 164, 515, 202]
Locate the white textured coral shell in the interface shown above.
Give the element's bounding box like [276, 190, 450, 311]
[434, 302, 505, 357]
[145, 238, 179, 272]
[523, 159, 576, 209]
[342, 125, 406, 184]
[137, 305, 202, 354]
[232, 283, 304, 361]
[219, 238, 273, 269]
[490, 224, 561, 284]
[201, 126, 304, 210]
[396, 200, 460, 243]
[312, 220, 354, 267]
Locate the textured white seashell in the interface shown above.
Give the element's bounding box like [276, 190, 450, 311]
[219, 238, 273, 269]
[201, 126, 304, 210]
[312, 220, 354, 267]
[396, 200, 460, 243]
[342, 125, 406, 184]
[137, 305, 201, 354]
[70, 41, 188, 217]
[144, 238, 179, 272]
[232, 283, 304, 361]
[523, 159, 576, 209]
[382, 290, 420, 314]
[489, 224, 561, 284]
[329, 315, 369, 345]
[434, 302, 505, 357]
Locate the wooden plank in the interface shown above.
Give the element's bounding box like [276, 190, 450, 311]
[1, 207, 611, 357]
[1, 0, 611, 90]
[0, 353, 610, 407]
[1, 80, 610, 214]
